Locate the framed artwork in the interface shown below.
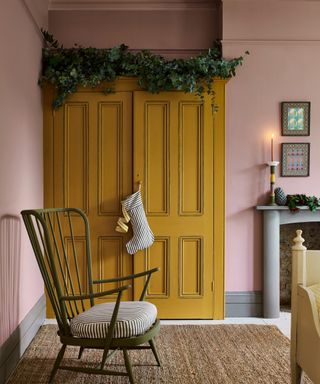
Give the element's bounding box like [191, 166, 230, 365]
[281, 102, 310, 136]
[281, 143, 310, 177]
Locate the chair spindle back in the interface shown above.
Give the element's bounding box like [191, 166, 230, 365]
[21, 208, 94, 334]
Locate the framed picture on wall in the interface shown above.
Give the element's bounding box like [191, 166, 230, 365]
[281, 102, 310, 136]
[281, 143, 310, 177]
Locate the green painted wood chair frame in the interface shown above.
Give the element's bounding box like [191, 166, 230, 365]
[21, 207, 161, 384]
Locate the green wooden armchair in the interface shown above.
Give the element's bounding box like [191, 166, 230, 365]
[21, 207, 160, 383]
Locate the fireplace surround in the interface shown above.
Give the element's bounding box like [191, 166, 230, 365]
[257, 205, 320, 318]
[280, 222, 320, 306]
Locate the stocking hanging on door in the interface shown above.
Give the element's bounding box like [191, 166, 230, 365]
[121, 189, 154, 254]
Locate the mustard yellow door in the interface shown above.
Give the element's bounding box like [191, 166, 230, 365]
[44, 80, 226, 319]
[44, 90, 134, 316]
[133, 91, 221, 318]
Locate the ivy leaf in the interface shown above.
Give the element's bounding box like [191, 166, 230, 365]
[40, 31, 247, 109]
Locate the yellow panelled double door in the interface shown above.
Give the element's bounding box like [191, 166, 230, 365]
[44, 81, 225, 319]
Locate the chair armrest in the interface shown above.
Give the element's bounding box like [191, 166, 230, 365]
[60, 284, 130, 302]
[92, 267, 159, 284]
[93, 268, 159, 301]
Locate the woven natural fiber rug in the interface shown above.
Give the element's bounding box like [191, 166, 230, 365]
[8, 324, 311, 384]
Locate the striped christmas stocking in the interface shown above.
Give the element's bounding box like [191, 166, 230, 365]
[121, 190, 154, 254]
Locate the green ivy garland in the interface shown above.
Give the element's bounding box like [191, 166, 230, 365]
[39, 30, 248, 109]
[287, 194, 320, 212]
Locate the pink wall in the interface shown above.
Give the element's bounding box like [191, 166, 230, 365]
[0, 0, 47, 345]
[223, 0, 320, 291]
[49, 6, 221, 54]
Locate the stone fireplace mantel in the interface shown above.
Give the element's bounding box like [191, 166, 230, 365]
[257, 205, 320, 318]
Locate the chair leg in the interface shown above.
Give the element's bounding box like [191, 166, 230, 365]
[78, 346, 85, 359]
[123, 348, 135, 384]
[291, 363, 302, 384]
[149, 339, 161, 366]
[49, 344, 66, 383]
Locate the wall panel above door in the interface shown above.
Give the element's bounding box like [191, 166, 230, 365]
[49, 0, 220, 11]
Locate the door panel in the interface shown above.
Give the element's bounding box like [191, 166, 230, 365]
[179, 236, 203, 297]
[45, 91, 133, 316]
[146, 237, 170, 298]
[179, 102, 203, 215]
[91, 95, 133, 301]
[133, 92, 214, 318]
[144, 102, 170, 216]
[62, 102, 89, 213]
[98, 101, 125, 215]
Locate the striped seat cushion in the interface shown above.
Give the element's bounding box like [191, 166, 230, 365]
[70, 301, 157, 339]
[308, 283, 320, 320]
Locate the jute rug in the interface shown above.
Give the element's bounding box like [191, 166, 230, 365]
[8, 324, 312, 383]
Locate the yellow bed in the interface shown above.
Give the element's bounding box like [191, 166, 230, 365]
[291, 229, 320, 384]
